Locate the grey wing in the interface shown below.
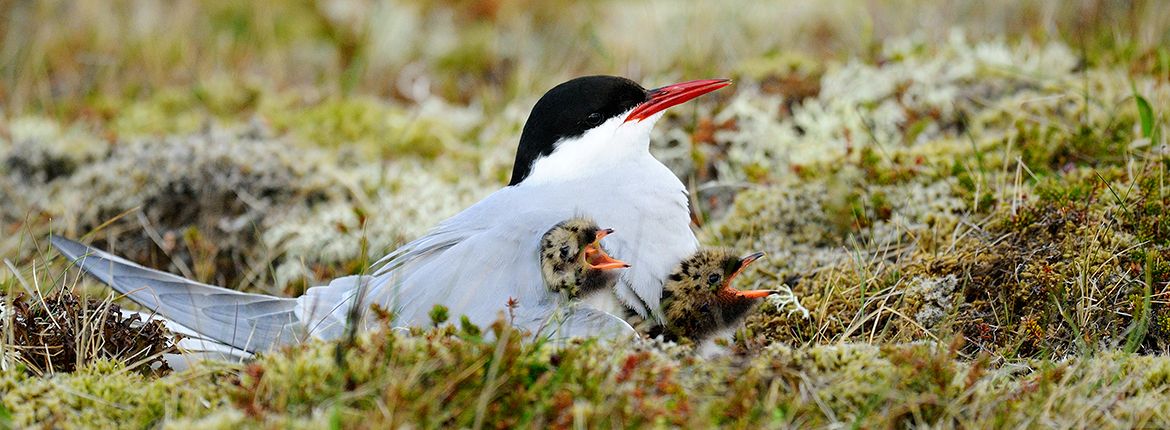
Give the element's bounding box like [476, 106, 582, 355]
[369, 206, 493, 277]
[520, 306, 638, 341]
[307, 219, 487, 331]
[51, 235, 301, 353]
[288, 191, 518, 337]
[369, 187, 527, 277]
[381, 212, 551, 326]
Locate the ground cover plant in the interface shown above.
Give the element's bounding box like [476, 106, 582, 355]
[2, 0, 1169, 427]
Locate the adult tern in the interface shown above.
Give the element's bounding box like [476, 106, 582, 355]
[51, 75, 730, 354]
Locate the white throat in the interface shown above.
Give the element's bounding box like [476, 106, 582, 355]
[521, 111, 664, 185]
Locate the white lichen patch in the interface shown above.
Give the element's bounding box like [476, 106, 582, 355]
[1, 117, 111, 227]
[707, 174, 967, 285]
[694, 32, 1130, 183]
[766, 284, 810, 319]
[866, 178, 967, 246]
[906, 274, 959, 328]
[706, 180, 848, 275]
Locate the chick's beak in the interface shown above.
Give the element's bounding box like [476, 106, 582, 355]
[583, 229, 629, 270]
[726, 252, 776, 299]
[737, 252, 765, 269]
[625, 79, 732, 123]
[735, 289, 778, 299]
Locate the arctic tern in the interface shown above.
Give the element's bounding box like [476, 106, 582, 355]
[51, 75, 730, 355]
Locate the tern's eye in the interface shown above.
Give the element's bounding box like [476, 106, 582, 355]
[559, 245, 571, 260]
[584, 112, 602, 125]
[707, 273, 722, 285]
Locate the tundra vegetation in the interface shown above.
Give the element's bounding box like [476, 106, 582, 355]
[2, 0, 1169, 427]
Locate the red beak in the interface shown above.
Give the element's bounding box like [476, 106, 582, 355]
[625, 79, 732, 123]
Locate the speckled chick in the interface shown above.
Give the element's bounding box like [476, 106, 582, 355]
[540, 217, 629, 299]
[650, 248, 775, 343]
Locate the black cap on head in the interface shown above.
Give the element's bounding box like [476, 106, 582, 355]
[508, 76, 648, 185]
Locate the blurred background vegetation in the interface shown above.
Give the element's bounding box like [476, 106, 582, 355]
[3, 0, 1167, 117]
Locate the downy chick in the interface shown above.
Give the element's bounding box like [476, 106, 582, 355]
[540, 217, 629, 299]
[651, 249, 775, 343]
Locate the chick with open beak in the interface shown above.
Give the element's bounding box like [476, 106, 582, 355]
[648, 248, 776, 343]
[540, 217, 629, 300]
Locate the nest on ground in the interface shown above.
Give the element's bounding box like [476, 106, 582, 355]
[1, 292, 179, 376]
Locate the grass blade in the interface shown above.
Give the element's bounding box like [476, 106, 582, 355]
[1124, 251, 1154, 353]
[1134, 91, 1155, 139]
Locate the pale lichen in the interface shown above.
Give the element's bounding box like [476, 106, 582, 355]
[905, 275, 958, 328]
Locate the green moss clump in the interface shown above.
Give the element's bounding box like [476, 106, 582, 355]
[111, 88, 213, 137]
[0, 359, 230, 429]
[166, 330, 1170, 428]
[263, 97, 453, 160]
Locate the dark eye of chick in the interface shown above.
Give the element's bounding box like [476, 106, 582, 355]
[559, 245, 571, 260]
[584, 112, 602, 125]
[707, 273, 721, 285]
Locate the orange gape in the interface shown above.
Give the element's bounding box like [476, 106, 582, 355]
[584, 229, 629, 270]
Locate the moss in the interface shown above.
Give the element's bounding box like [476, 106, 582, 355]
[262, 97, 454, 160]
[111, 88, 212, 137]
[1016, 122, 1138, 175]
[194, 77, 264, 118]
[428, 304, 450, 326]
[2, 307, 1170, 428]
[0, 359, 230, 429]
[732, 154, 1160, 358]
[160, 326, 959, 427]
[944, 206, 1130, 357]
